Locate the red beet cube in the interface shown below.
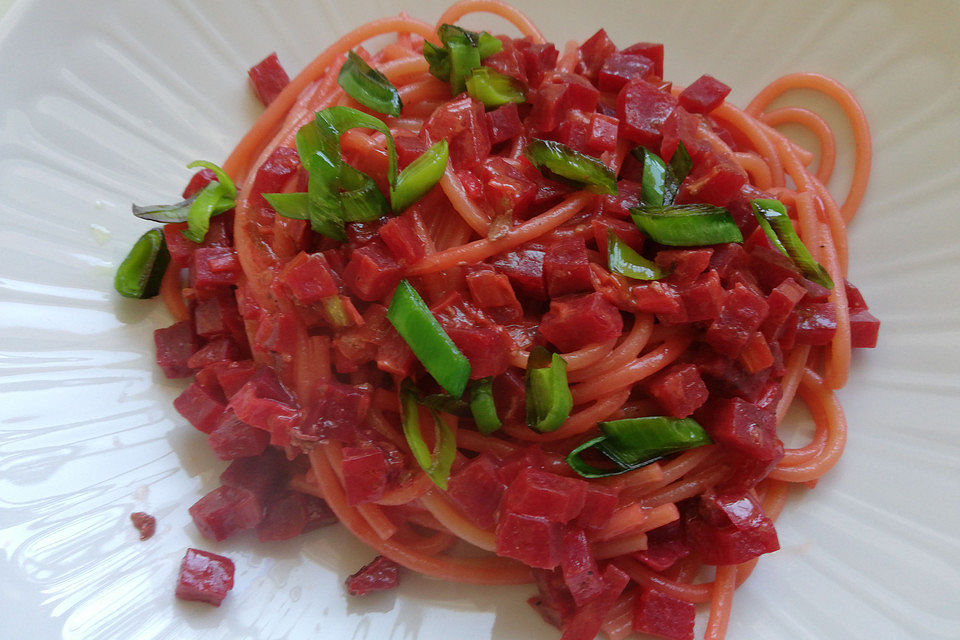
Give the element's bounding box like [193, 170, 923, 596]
[633, 588, 695, 640]
[678, 151, 748, 208]
[844, 280, 869, 311]
[174, 382, 226, 434]
[189, 485, 262, 541]
[849, 308, 880, 348]
[561, 564, 631, 640]
[480, 157, 538, 219]
[466, 268, 522, 322]
[700, 397, 781, 462]
[341, 447, 388, 506]
[678, 74, 731, 114]
[686, 492, 780, 565]
[346, 555, 400, 596]
[635, 521, 689, 572]
[762, 277, 808, 339]
[424, 96, 491, 169]
[163, 222, 198, 265]
[496, 512, 562, 569]
[502, 467, 588, 523]
[249, 146, 300, 202]
[560, 528, 604, 606]
[616, 79, 677, 148]
[492, 247, 547, 300]
[190, 247, 240, 290]
[621, 42, 664, 78]
[154, 321, 199, 378]
[379, 215, 426, 265]
[586, 113, 619, 154]
[486, 103, 524, 145]
[343, 241, 404, 302]
[445, 325, 513, 379]
[738, 332, 775, 374]
[554, 115, 591, 156]
[193, 290, 244, 342]
[598, 53, 654, 92]
[694, 349, 772, 402]
[253, 312, 299, 354]
[795, 302, 838, 345]
[303, 495, 338, 531]
[656, 249, 713, 288]
[540, 293, 624, 353]
[577, 29, 617, 80]
[209, 360, 258, 398]
[295, 380, 371, 443]
[646, 363, 708, 419]
[207, 413, 270, 460]
[256, 491, 309, 542]
[543, 236, 592, 297]
[176, 548, 235, 606]
[219, 448, 287, 506]
[706, 283, 771, 357]
[631, 281, 683, 315]
[279, 252, 338, 304]
[248, 52, 290, 106]
[573, 484, 619, 530]
[748, 245, 828, 298]
[446, 454, 505, 529]
[678, 270, 725, 323]
[186, 338, 240, 370]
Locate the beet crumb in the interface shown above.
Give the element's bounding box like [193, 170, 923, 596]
[345, 555, 401, 596]
[175, 548, 235, 606]
[130, 511, 156, 541]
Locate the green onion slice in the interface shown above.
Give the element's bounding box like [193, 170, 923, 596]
[607, 230, 664, 280]
[566, 416, 712, 478]
[750, 198, 834, 289]
[425, 24, 503, 92]
[132, 194, 222, 224]
[182, 181, 231, 243]
[337, 51, 403, 117]
[132, 160, 234, 237]
[392, 139, 448, 213]
[186, 160, 237, 198]
[387, 279, 471, 397]
[114, 228, 170, 299]
[524, 346, 573, 433]
[469, 377, 501, 434]
[669, 141, 693, 185]
[465, 67, 526, 108]
[448, 40, 482, 95]
[262, 192, 309, 220]
[423, 40, 452, 82]
[525, 139, 617, 195]
[630, 203, 743, 246]
[400, 381, 457, 490]
[633, 142, 692, 207]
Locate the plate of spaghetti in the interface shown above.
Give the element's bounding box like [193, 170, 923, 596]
[1, 0, 959, 639]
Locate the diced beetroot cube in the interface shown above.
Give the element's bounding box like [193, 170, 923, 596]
[182, 169, 217, 199]
[517, 38, 561, 87]
[295, 380, 371, 443]
[480, 157, 538, 219]
[795, 302, 838, 345]
[228, 376, 300, 444]
[540, 292, 624, 353]
[341, 447, 388, 506]
[253, 312, 299, 354]
[493, 369, 527, 427]
[686, 492, 780, 565]
[175, 548, 235, 606]
[154, 321, 199, 378]
[646, 363, 708, 419]
[656, 249, 713, 288]
[844, 280, 869, 312]
[209, 360, 258, 398]
[445, 325, 513, 379]
[554, 115, 591, 156]
[748, 245, 828, 298]
[394, 130, 430, 168]
[599, 53, 654, 92]
[278, 252, 338, 304]
[487, 103, 524, 145]
[303, 494, 338, 531]
[502, 467, 588, 523]
[379, 216, 426, 265]
[346, 555, 400, 596]
[738, 332, 775, 374]
[678, 151, 748, 208]
[174, 382, 226, 434]
[343, 241, 404, 302]
[678, 74, 731, 114]
[562, 566, 631, 640]
[761, 277, 808, 339]
[530, 568, 576, 627]
[483, 36, 527, 84]
[130, 511, 156, 541]
[249, 146, 300, 203]
[562, 75, 601, 113]
[635, 521, 690, 572]
[717, 448, 783, 494]
[189, 485, 262, 541]
[544, 236, 592, 297]
[528, 83, 568, 133]
[678, 270, 725, 323]
[457, 169, 485, 200]
[586, 113, 619, 155]
[446, 454, 505, 529]
[492, 247, 547, 300]
[466, 268, 522, 322]
[345, 220, 382, 248]
[190, 247, 240, 290]
[248, 52, 290, 107]
[699, 397, 780, 462]
[849, 308, 880, 348]
[577, 29, 617, 80]
[593, 179, 643, 219]
[193, 290, 244, 342]
[163, 222, 197, 265]
[207, 412, 270, 460]
[424, 96, 491, 170]
[496, 511, 562, 569]
[496, 444, 548, 484]
[573, 484, 619, 530]
[631, 281, 683, 315]
[633, 588, 695, 640]
[219, 448, 288, 505]
[256, 491, 309, 542]
[616, 78, 678, 148]
[709, 243, 750, 281]
[694, 348, 771, 402]
[560, 528, 604, 607]
[186, 338, 240, 370]
[621, 42, 664, 78]
[706, 283, 770, 357]
[659, 105, 705, 164]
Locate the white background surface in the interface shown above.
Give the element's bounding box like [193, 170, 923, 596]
[1, 1, 959, 639]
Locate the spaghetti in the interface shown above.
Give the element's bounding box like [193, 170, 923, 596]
[141, 2, 880, 638]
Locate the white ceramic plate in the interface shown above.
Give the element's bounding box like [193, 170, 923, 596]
[1, 1, 959, 638]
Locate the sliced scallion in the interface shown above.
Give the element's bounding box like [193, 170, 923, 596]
[114, 228, 170, 299]
[182, 181, 231, 243]
[607, 230, 664, 280]
[469, 377, 501, 434]
[392, 140, 448, 213]
[525, 138, 617, 195]
[750, 198, 834, 289]
[337, 51, 403, 117]
[465, 67, 526, 107]
[525, 346, 573, 433]
[425, 24, 503, 93]
[401, 382, 457, 490]
[630, 203, 743, 246]
[633, 142, 692, 207]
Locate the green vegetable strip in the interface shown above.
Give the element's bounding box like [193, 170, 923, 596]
[525, 346, 573, 433]
[465, 67, 526, 107]
[637, 148, 670, 207]
[392, 140, 449, 213]
[187, 160, 236, 198]
[426, 24, 503, 90]
[630, 203, 743, 246]
[469, 377, 501, 434]
[525, 139, 618, 195]
[607, 230, 664, 280]
[263, 192, 309, 220]
[387, 280, 471, 397]
[114, 228, 170, 299]
[183, 181, 230, 243]
[668, 141, 693, 185]
[750, 198, 834, 289]
[566, 436, 629, 478]
[448, 41, 482, 95]
[400, 383, 457, 490]
[423, 41, 451, 80]
[337, 51, 403, 117]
